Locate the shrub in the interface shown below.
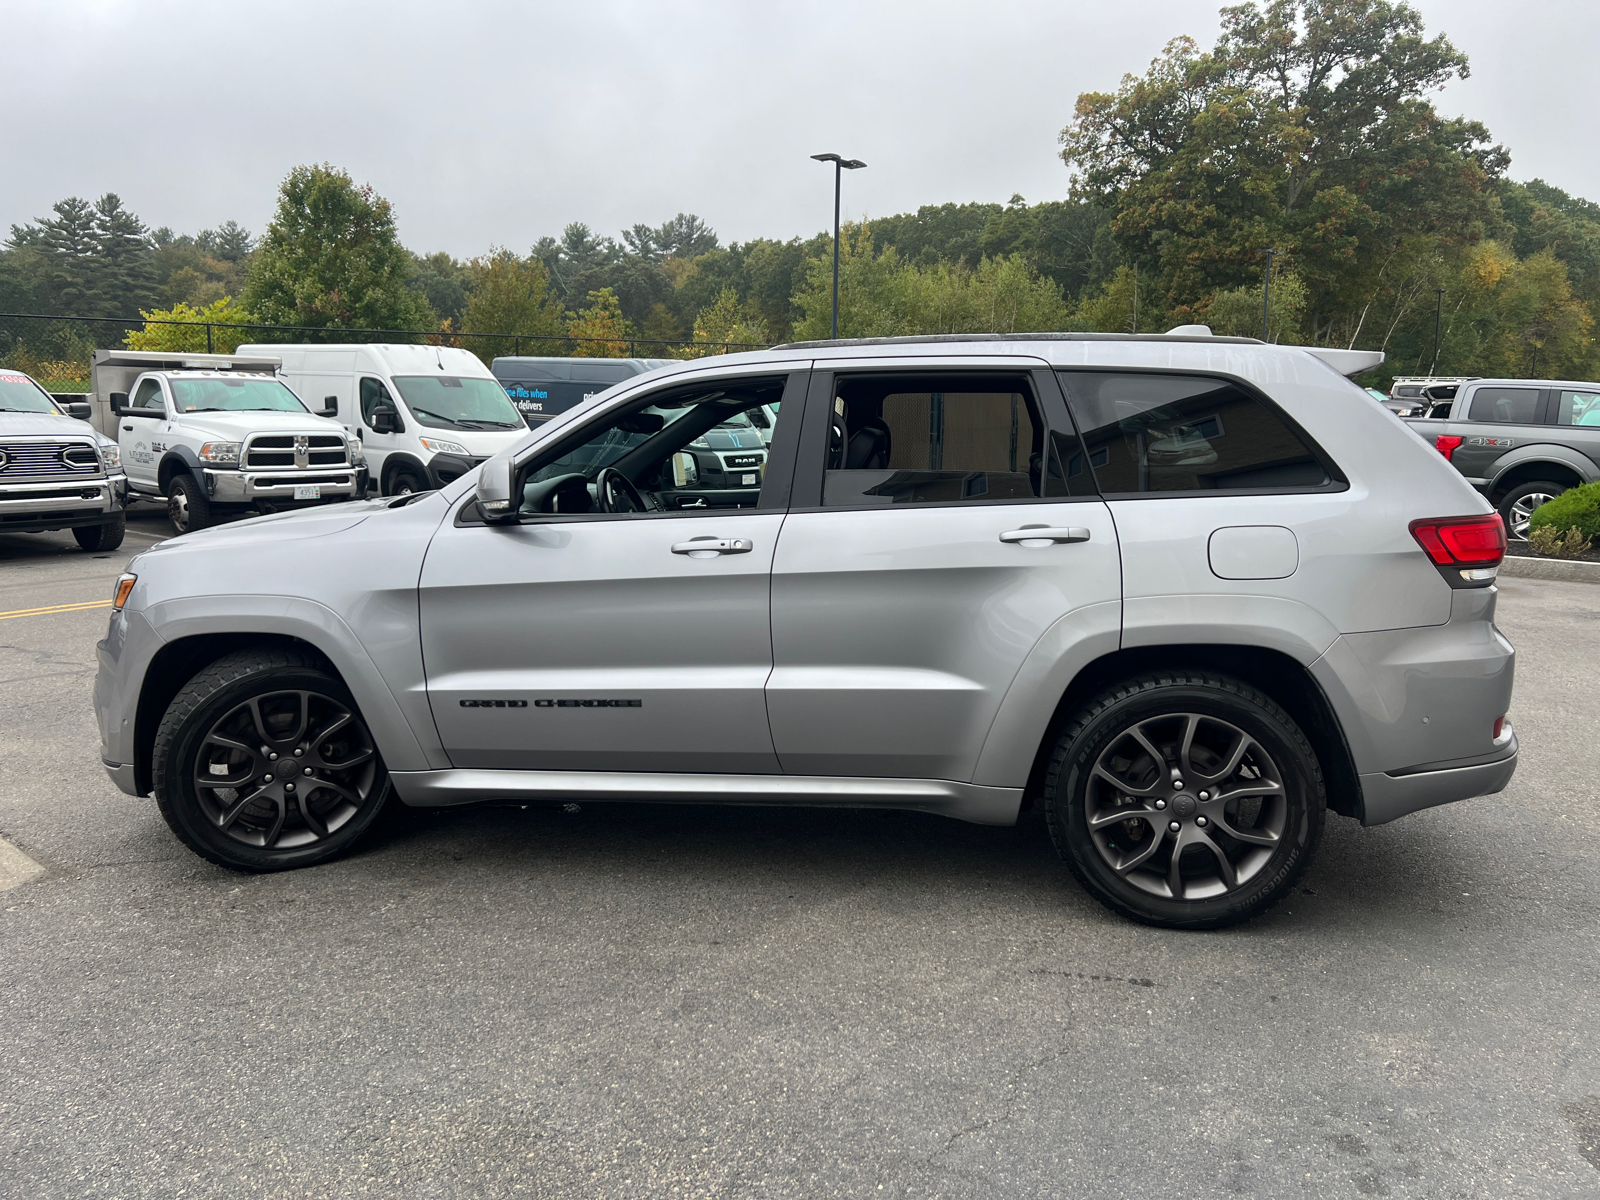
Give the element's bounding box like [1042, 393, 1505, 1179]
[1527, 482, 1600, 544]
[1527, 525, 1593, 559]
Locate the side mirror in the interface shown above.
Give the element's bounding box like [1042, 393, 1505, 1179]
[62, 401, 92, 421]
[370, 408, 401, 434]
[670, 451, 699, 487]
[475, 453, 517, 522]
[321, 396, 339, 417]
[109, 392, 129, 413]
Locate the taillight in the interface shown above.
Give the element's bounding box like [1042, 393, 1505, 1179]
[1435, 435, 1463, 460]
[1410, 514, 1506, 586]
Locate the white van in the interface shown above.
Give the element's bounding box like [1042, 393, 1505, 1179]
[239, 344, 528, 495]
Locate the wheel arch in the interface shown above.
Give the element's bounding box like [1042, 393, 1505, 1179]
[381, 453, 431, 495]
[157, 447, 206, 494]
[130, 604, 440, 796]
[1487, 451, 1592, 501]
[1015, 644, 1362, 822]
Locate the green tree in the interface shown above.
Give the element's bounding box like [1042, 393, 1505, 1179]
[124, 297, 254, 353]
[90, 193, 158, 316]
[243, 164, 434, 335]
[460, 249, 566, 363]
[566, 288, 634, 356]
[685, 287, 767, 357]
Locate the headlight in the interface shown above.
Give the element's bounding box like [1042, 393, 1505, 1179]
[419, 437, 468, 456]
[198, 441, 241, 464]
[347, 437, 366, 465]
[99, 445, 121, 470]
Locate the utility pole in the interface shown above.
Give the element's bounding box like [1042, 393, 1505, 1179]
[1431, 288, 1445, 376]
[1257, 249, 1276, 341]
[811, 153, 867, 339]
[1131, 266, 1138, 335]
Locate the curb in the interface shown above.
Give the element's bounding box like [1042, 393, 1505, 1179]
[1500, 556, 1600, 585]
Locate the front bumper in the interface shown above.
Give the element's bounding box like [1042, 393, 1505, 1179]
[205, 466, 365, 504]
[0, 474, 126, 533]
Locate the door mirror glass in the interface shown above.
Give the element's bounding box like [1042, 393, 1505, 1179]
[109, 391, 129, 413]
[670, 451, 699, 487]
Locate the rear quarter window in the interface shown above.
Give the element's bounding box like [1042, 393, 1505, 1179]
[1057, 371, 1337, 494]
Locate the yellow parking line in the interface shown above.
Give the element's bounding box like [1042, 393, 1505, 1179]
[0, 599, 113, 621]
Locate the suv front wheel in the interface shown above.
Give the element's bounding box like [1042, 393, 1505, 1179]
[1044, 672, 1324, 930]
[152, 648, 390, 871]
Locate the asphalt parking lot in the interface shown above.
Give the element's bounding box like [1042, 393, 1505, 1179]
[1, 505, 1597, 1199]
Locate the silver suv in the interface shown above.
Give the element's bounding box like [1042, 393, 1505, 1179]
[94, 334, 1518, 929]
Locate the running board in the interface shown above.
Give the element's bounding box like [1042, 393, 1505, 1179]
[388, 769, 1024, 826]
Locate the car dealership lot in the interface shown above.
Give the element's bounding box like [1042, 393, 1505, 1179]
[1, 522, 1597, 1198]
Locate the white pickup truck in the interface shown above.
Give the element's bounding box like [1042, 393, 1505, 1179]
[89, 350, 368, 533]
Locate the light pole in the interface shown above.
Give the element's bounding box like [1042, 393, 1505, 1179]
[1431, 288, 1445, 376]
[811, 152, 867, 339]
[1257, 248, 1276, 341]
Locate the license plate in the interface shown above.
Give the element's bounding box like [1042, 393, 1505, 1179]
[294, 485, 321, 500]
[741, 474, 757, 486]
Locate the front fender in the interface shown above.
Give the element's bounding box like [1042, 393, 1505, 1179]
[157, 445, 207, 493]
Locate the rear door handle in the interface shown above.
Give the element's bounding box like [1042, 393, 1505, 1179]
[672, 537, 754, 556]
[999, 525, 1091, 545]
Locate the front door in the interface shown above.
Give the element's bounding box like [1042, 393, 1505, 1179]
[118, 377, 168, 491]
[358, 376, 402, 486]
[420, 369, 804, 773]
[767, 364, 1122, 782]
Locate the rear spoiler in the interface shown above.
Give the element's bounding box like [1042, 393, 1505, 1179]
[1305, 348, 1384, 377]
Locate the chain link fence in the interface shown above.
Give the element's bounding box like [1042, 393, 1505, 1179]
[0, 311, 771, 391]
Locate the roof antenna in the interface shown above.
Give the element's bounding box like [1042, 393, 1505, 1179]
[435, 346, 444, 370]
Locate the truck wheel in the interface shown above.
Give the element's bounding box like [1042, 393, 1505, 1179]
[151, 647, 390, 872]
[167, 474, 211, 534]
[73, 511, 126, 552]
[1043, 672, 1324, 930]
[387, 465, 427, 496]
[1498, 481, 1566, 541]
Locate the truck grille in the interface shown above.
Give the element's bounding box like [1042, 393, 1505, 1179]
[242, 434, 349, 470]
[0, 441, 101, 480]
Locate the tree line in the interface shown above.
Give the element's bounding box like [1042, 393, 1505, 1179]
[2, 0, 1596, 386]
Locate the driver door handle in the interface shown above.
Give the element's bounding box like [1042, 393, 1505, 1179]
[672, 537, 754, 556]
[999, 526, 1091, 545]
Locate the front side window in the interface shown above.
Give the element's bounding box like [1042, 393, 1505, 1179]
[1060, 371, 1332, 494]
[517, 376, 789, 517]
[822, 375, 1076, 507]
[1468, 387, 1542, 425]
[169, 377, 307, 413]
[1555, 390, 1600, 427]
[392, 376, 526, 431]
[132, 378, 165, 411]
[0, 372, 59, 414]
[360, 377, 397, 428]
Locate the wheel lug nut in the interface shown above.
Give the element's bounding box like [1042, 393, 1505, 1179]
[268, 752, 278, 761]
[303, 767, 313, 776]
[1168, 821, 1181, 832]
[262, 775, 272, 784]
[1154, 799, 1167, 810]
[284, 783, 294, 792]
[1172, 778, 1184, 789]
[294, 748, 304, 757]
[1199, 790, 1209, 800]
[1196, 815, 1209, 827]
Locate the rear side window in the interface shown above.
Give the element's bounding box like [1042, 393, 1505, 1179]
[1058, 372, 1333, 494]
[1468, 387, 1542, 424]
[822, 374, 1070, 506]
[1555, 389, 1600, 427]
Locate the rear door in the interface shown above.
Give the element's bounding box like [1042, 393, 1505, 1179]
[1451, 384, 1548, 484]
[766, 359, 1121, 782]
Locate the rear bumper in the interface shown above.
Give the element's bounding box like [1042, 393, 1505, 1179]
[205, 467, 364, 504]
[1359, 740, 1518, 825]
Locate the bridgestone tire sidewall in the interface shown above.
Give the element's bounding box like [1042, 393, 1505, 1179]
[154, 661, 390, 872]
[1047, 676, 1324, 930]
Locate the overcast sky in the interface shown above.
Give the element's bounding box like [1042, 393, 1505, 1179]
[3, 0, 1595, 258]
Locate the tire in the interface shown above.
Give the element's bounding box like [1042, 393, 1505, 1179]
[1043, 671, 1324, 930]
[1497, 480, 1567, 541]
[73, 511, 125, 551]
[167, 473, 211, 534]
[387, 465, 427, 496]
[152, 647, 390, 872]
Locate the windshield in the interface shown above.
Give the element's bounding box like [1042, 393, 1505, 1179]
[392, 376, 526, 430]
[170, 377, 308, 413]
[0, 372, 61, 414]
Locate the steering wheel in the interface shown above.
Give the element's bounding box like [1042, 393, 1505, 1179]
[596, 466, 648, 513]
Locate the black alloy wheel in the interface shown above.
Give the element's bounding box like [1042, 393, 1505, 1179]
[1497, 481, 1566, 541]
[1045, 672, 1324, 929]
[388, 466, 427, 496]
[153, 648, 390, 871]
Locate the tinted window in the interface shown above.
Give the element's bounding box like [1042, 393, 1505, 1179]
[822, 375, 1074, 507]
[1555, 389, 1600, 427]
[1059, 372, 1331, 493]
[1468, 387, 1542, 424]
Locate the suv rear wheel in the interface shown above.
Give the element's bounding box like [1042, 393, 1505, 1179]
[152, 648, 390, 872]
[1044, 672, 1324, 930]
[1497, 480, 1567, 541]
